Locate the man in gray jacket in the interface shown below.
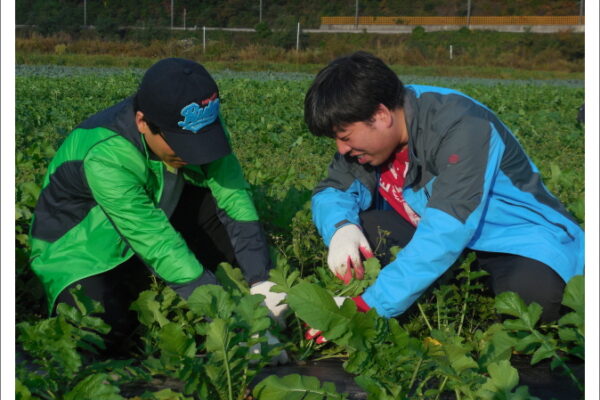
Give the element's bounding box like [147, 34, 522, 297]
[303, 51, 584, 323]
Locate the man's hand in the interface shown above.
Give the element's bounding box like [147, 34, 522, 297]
[249, 281, 290, 365]
[250, 331, 289, 365]
[304, 296, 371, 343]
[250, 280, 288, 327]
[328, 224, 374, 284]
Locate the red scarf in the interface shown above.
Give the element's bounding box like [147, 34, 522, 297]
[378, 147, 421, 227]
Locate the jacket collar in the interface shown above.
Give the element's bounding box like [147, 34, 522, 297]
[400, 87, 424, 188]
[119, 96, 146, 154]
[402, 87, 420, 164]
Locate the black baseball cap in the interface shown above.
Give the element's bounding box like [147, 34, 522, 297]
[136, 58, 231, 165]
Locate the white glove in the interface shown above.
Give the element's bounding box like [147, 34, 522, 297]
[327, 224, 373, 284]
[333, 296, 347, 307]
[250, 331, 289, 365]
[250, 280, 288, 327]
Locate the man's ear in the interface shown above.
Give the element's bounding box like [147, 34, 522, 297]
[374, 104, 393, 128]
[135, 111, 149, 134]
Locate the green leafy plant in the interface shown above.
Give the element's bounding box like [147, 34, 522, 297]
[130, 267, 285, 400]
[16, 286, 125, 399]
[15, 68, 584, 399]
[253, 374, 347, 399]
[475, 360, 539, 400]
[272, 255, 544, 399]
[410, 252, 495, 340]
[494, 275, 584, 393]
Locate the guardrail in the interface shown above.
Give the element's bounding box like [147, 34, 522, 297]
[321, 16, 584, 26]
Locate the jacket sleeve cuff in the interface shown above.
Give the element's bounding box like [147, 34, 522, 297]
[352, 296, 371, 312]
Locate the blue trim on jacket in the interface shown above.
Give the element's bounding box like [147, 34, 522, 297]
[312, 180, 373, 246]
[312, 84, 584, 318]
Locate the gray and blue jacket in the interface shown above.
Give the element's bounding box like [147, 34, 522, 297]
[312, 84, 584, 318]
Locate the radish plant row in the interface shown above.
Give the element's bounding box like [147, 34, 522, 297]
[15, 68, 585, 399]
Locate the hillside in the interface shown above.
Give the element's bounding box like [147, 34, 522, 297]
[16, 0, 583, 32]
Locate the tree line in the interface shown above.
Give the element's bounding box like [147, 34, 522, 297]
[17, 0, 582, 35]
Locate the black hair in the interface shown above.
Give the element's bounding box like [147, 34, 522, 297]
[133, 92, 161, 135]
[304, 51, 405, 138]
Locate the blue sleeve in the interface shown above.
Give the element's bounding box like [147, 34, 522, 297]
[312, 180, 373, 246]
[363, 121, 506, 318]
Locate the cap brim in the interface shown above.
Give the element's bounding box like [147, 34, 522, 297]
[162, 118, 232, 165]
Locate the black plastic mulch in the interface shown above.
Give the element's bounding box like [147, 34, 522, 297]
[511, 355, 584, 400]
[253, 359, 368, 400]
[253, 357, 585, 400]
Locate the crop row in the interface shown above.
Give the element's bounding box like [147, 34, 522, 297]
[15, 68, 585, 399]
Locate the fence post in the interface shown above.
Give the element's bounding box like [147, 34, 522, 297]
[203, 26, 206, 53]
[466, 0, 471, 28]
[449, 45, 453, 60]
[296, 22, 300, 52]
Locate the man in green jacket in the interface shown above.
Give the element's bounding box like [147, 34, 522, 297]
[29, 58, 287, 359]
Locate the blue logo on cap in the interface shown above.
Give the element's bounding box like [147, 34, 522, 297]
[178, 98, 220, 133]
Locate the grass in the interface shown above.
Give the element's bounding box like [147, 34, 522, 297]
[16, 52, 584, 81]
[15, 28, 585, 81]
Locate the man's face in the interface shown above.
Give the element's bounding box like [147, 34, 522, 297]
[334, 105, 407, 166]
[144, 131, 188, 169]
[135, 111, 188, 169]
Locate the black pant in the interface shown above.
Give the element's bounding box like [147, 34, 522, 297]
[55, 185, 242, 355]
[359, 209, 566, 322]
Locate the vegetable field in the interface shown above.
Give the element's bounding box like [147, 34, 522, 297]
[15, 66, 585, 399]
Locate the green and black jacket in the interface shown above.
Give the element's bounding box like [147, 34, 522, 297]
[30, 97, 269, 312]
